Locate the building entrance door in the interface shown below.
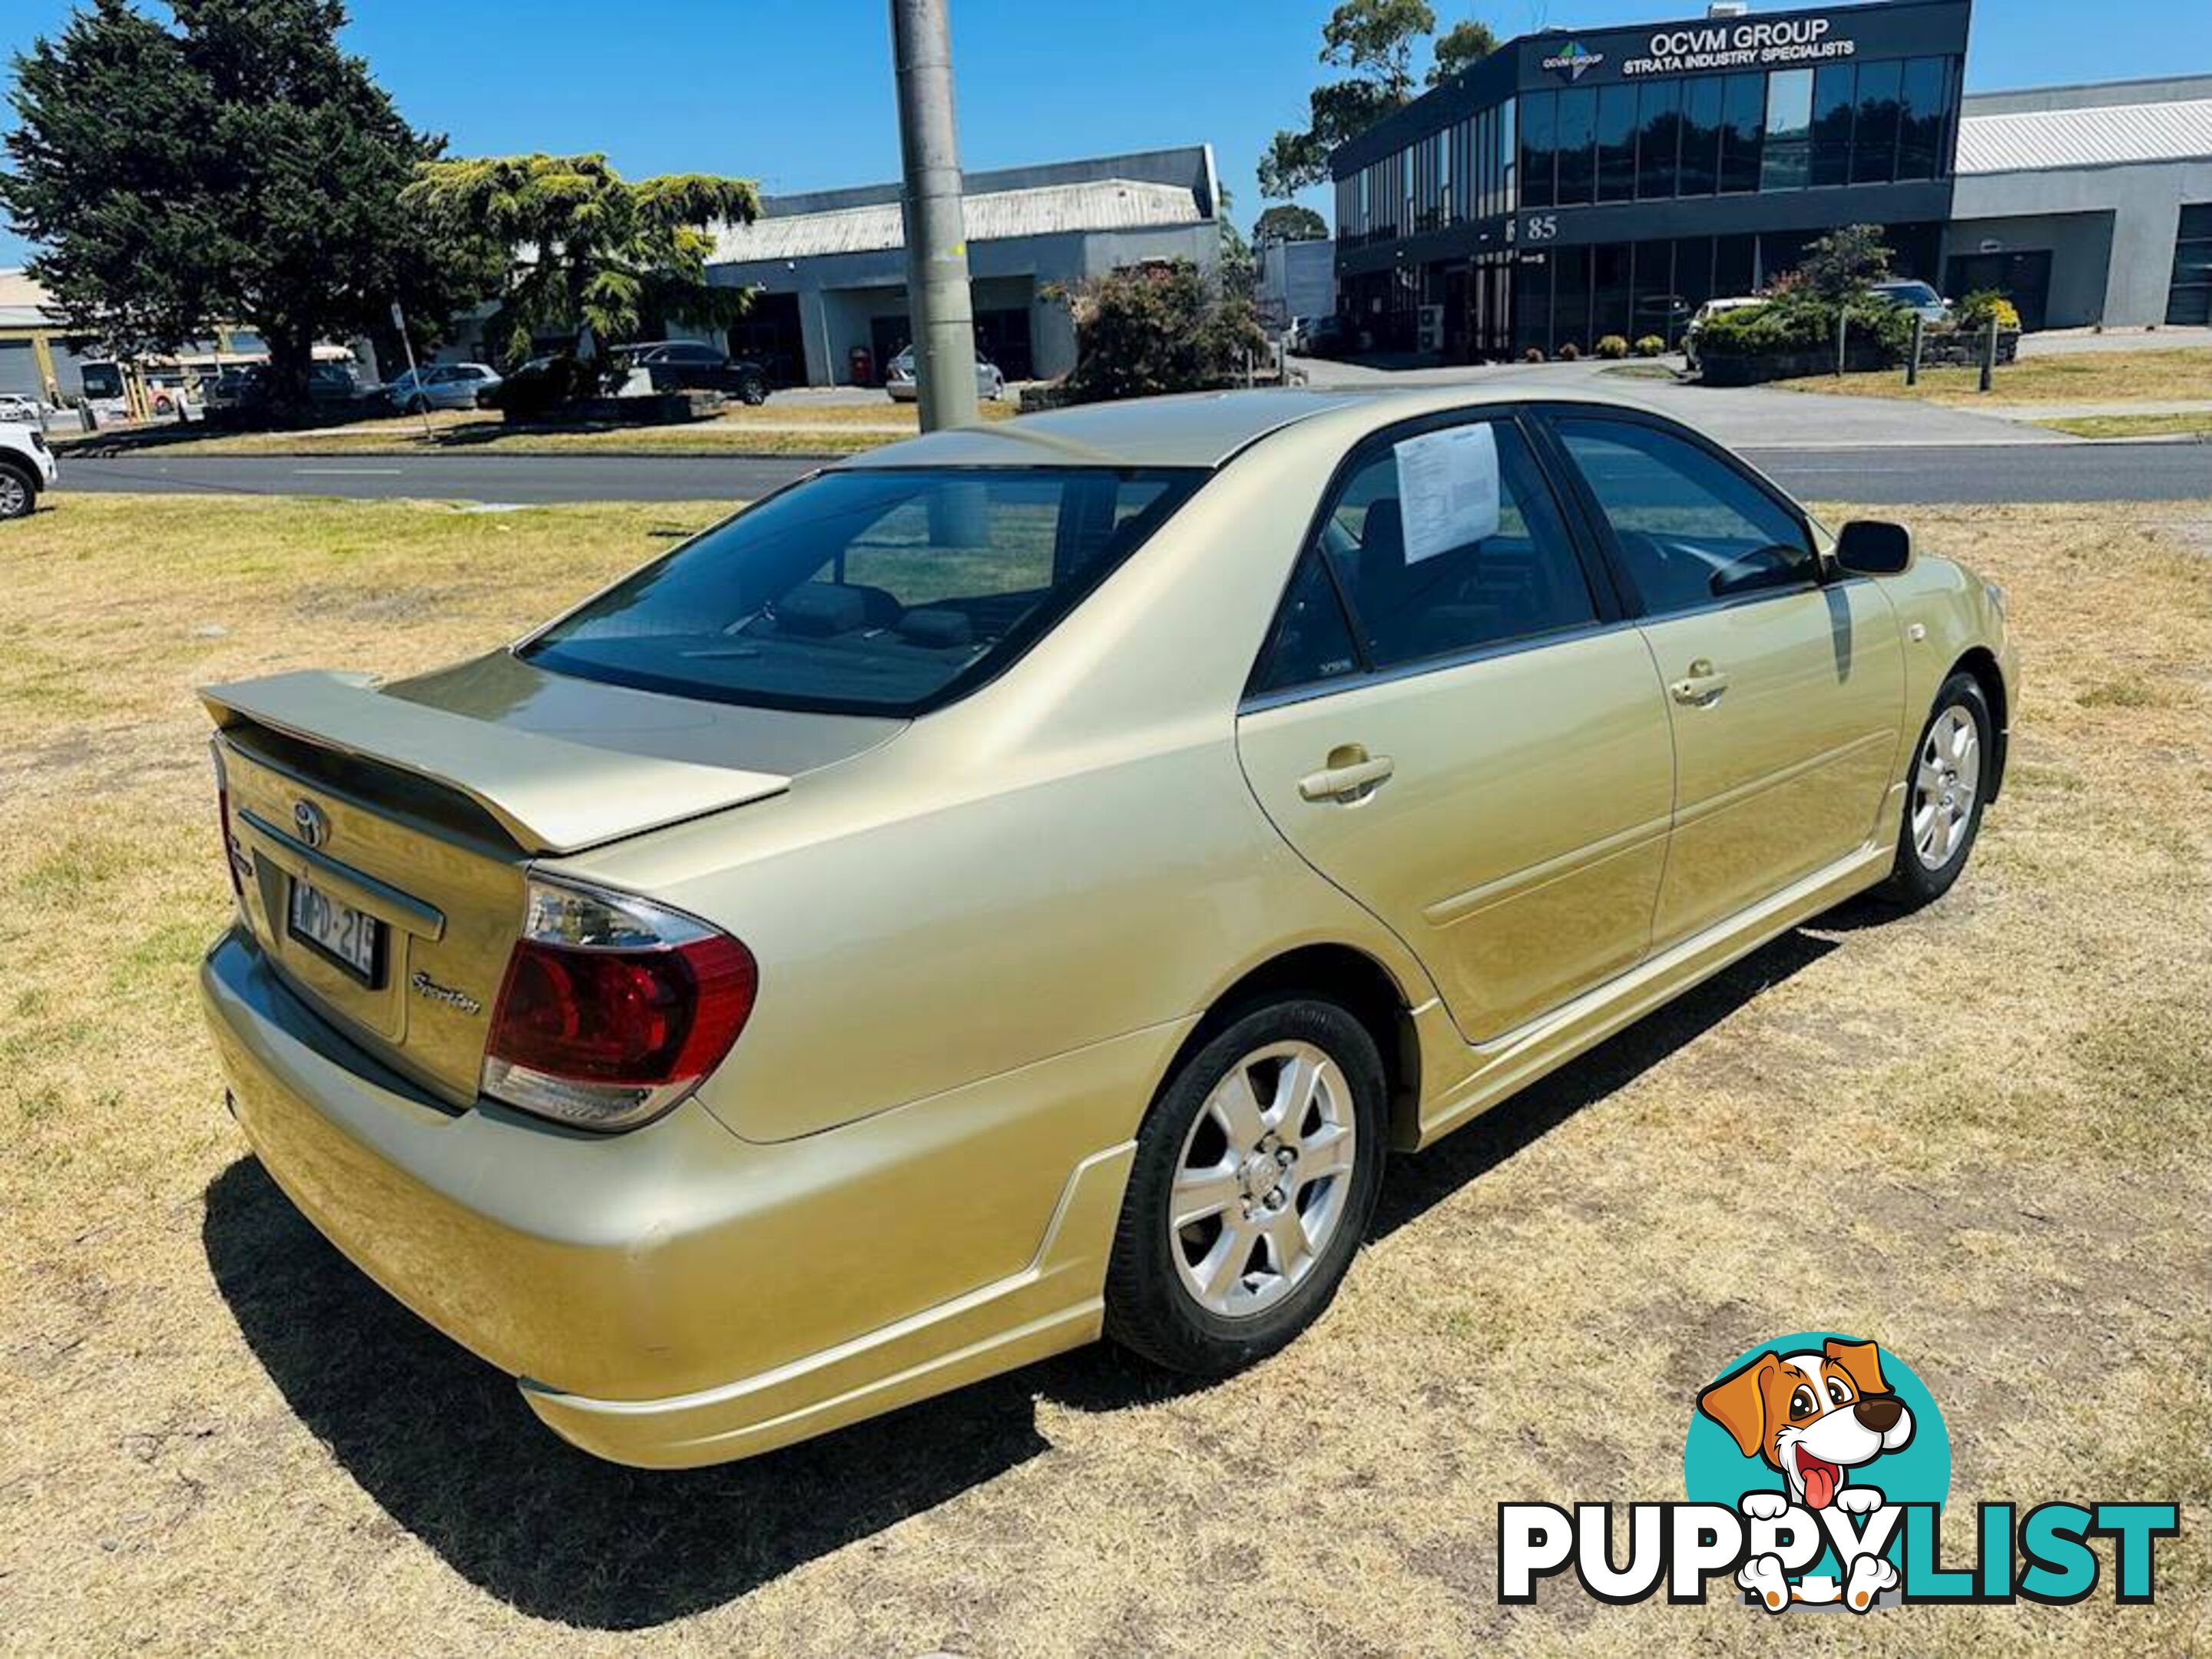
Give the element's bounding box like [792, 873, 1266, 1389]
[1944, 250, 2053, 332]
[1472, 253, 1512, 360]
[973, 306, 1035, 380]
[1443, 265, 1472, 361]
[869, 315, 912, 382]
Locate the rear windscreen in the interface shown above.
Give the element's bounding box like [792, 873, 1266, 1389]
[522, 466, 1204, 715]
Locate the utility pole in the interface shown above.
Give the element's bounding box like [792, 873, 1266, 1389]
[889, 0, 979, 431]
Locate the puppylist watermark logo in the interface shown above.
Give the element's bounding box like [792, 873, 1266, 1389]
[1498, 1332, 2178, 1615]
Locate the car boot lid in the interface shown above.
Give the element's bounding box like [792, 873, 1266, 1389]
[202, 669, 790, 855]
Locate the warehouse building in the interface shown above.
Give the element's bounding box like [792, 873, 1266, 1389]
[1258, 238, 1336, 333]
[0, 268, 95, 402]
[1945, 75, 2212, 329]
[1328, 0, 2211, 356]
[700, 146, 1223, 386]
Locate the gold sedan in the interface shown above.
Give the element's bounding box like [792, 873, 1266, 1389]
[199, 388, 2017, 1466]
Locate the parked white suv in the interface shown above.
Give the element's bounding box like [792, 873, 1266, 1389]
[0, 421, 56, 519]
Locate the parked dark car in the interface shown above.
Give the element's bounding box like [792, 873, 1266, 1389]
[1303, 315, 1350, 359]
[618, 340, 770, 405]
[308, 361, 383, 409]
[204, 360, 381, 417]
[482, 356, 601, 419]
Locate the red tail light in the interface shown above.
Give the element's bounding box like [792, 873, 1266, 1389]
[210, 738, 250, 903]
[482, 876, 757, 1131]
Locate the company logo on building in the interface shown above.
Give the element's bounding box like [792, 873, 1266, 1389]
[1541, 40, 1604, 81]
[1624, 15, 1858, 76]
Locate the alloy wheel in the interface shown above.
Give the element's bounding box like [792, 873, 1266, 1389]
[1912, 704, 1981, 870]
[1168, 1040, 1359, 1319]
[0, 473, 28, 518]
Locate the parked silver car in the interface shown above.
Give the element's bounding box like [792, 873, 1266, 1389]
[884, 345, 1006, 402]
[388, 363, 502, 413]
[1868, 280, 1954, 326]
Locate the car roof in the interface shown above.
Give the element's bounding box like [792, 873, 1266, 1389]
[836, 384, 1686, 471]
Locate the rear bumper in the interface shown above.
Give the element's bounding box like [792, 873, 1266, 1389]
[200, 929, 1170, 1466]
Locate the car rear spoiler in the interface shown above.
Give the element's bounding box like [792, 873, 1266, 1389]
[200, 670, 790, 855]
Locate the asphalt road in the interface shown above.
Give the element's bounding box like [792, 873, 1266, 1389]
[54, 441, 2212, 506]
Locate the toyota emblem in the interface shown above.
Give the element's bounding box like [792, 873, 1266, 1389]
[293, 799, 330, 849]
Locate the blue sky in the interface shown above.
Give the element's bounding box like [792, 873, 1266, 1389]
[2, 0, 2206, 267]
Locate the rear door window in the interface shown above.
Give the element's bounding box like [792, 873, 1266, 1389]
[523, 467, 1204, 715]
[1314, 417, 1598, 670]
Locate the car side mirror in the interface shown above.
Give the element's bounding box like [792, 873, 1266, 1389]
[1835, 518, 1914, 576]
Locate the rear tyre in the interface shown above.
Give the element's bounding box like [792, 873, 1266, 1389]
[738, 374, 767, 406]
[1879, 671, 1992, 908]
[1104, 997, 1386, 1376]
[0, 459, 37, 520]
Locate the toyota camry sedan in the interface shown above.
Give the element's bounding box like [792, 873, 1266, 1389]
[200, 388, 2015, 1466]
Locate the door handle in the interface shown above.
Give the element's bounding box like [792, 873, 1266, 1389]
[1298, 751, 1396, 804]
[1669, 658, 1730, 707]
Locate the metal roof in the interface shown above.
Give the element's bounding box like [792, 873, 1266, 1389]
[1956, 98, 2212, 174]
[710, 178, 1203, 266]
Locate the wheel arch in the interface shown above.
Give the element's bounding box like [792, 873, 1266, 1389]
[1949, 645, 2009, 800]
[1156, 942, 1423, 1146]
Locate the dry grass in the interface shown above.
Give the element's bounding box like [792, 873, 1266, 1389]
[1771, 345, 2212, 406]
[3, 494, 2210, 1655]
[49, 399, 1015, 459]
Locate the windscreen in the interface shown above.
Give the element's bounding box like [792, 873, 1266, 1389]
[522, 466, 1204, 715]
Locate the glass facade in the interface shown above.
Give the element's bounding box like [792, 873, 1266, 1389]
[1512, 56, 1955, 209]
[1329, 15, 1964, 362]
[1337, 98, 1519, 248]
[1507, 223, 1943, 356]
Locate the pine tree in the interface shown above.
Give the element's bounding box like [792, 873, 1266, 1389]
[3, 0, 481, 411]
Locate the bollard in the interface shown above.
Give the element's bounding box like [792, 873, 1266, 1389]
[1979, 315, 1998, 393]
[1906, 314, 1923, 386]
[1834, 308, 1848, 377]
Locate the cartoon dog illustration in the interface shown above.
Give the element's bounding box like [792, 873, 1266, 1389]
[1697, 1337, 1915, 1611]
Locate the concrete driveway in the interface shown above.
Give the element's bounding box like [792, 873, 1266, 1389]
[1289, 354, 2070, 448]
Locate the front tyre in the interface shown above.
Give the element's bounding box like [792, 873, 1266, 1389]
[1105, 997, 1386, 1376]
[1881, 670, 1993, 907]
[0, 459, 37, 520]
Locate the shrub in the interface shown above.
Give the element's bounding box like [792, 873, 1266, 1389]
[1793, 224, 1893, 303]
[1522, 346, 1545, 363]
[1634, 334, 1666, 358]
[1693, 291, 1913, 361]
[1595, 334, 1629, 359]
[1558, 342, 1581, 361]
[1054, 258, 1267, 404]
[1956, 289, 2022, 331]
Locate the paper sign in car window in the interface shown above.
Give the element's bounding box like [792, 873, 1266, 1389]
[1394, 423, 1500, 565]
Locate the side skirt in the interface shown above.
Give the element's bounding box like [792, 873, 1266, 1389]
[1412, 841, 1892, 1149]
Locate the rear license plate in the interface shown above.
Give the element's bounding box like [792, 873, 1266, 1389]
[288, 877, 384, 985]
